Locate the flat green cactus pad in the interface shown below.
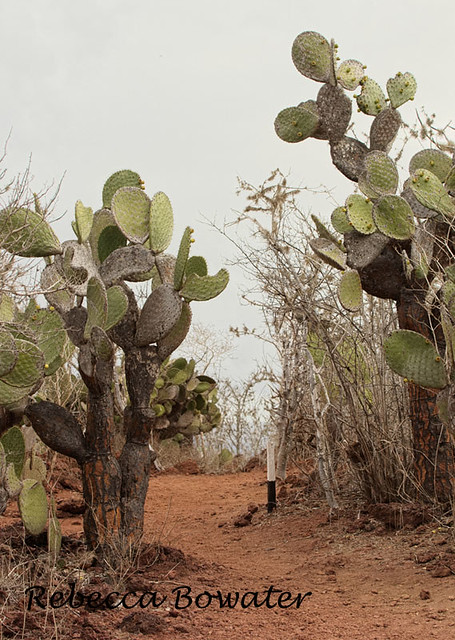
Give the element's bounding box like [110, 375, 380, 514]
[29, 309, 68, 374]
[174, 227, 192, 291]
[157, 302, 192, 360]
[19, 479, 48, 536]
[0, 294, 16, 322]
[185, 256, 208, 279]
[330, 206, 352, 234]
[111, 187, 151, 244]
[346, 194, 376, 235]
[106, 285, 129, 331]
[312, 214, 344, 247]
[135, 285, 183, 346]
[401, 179, 439, 219]
[40, 263, 74, 313]
[149, 192, 174, 253]
[74, 201, 93, 243]
[384, 330, 447, 389]
[102, 170, 143, 209]
[409, 149, 452, 183]
[363, 151, 399, 196]
[0, 426, 25, 478]
[180, 269, 229, 302]
[338, 269, 363, 311]
[445, 167, 455, 194]
[316, 84, 351, 142]
[89, 208, 127, 264]
[329, 136, 369, 182]
[409, 169, 455, 218]
[291, 31, 334, 83]
[1, 339, 44, 388]
[386, 72, 417, 109]
[4, 462, 22, 498]
[372, 195, 415, 240]
[356, 78, 387, 116]
[274, 105, 319, 143]
[309, 238, 346, 270]
[84, 276, 108, 340]
[22, 453, 47, 483]
[336, 59, 364, 91]
[56, 241, 97, 297]
[369, 107, 402, 152]
[0, 379, 36, 406]
[0, 208, 61, 257]
[0, 331, 18, 378]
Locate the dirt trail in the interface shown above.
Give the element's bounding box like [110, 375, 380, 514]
[140, 468, 455, 639]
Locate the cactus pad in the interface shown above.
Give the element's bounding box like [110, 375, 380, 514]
[135, 284, 183, 346]
[384, 330, 447, 389]
[336, 59, 364, 91]
[356, 78, 387, 116]
[4, 462, 22, 498]
[84, 276, 108, 340]
[0, 294, 16, 322]
[40, 263, 74, 313]
[401, 179, 439, 219]
[0, 331, 18, 378]
[372, 195, 415, 240]
[330, 136, 369, 182]
[309, 238, 346, 270]
[409, 149, 452, 183]
[180, 269, 229, 302]
[157, 302, 192, 360]
[445, 167, 455, 194]
[174, 227, 193, 291]
[369, 107, 402, 152]
[105, 286, 129, 331]
[291, 31, 334, 83]
[311, 214, 344, 247]
[89, 208, 127, 264]
[338, 269, 363, 311]
[99, 245, 155, 286]
[90, 326, 114, 361]
[0, 208, 61, 257]
[409, 169, 455, 218]
[386, 72, 417, 109]
[330, 206, 352, 234]
[74, 201, 93, 243]
[148, 191, 174, 254]
[1, 339, 44, 388]
[19, 479, 48, 536]
[0, 379, 36, 406]
[274, 105, 319, 143]
[316, 84, 351, 142]
[363, 151, 399, 196]
[185, 256, 208, 278]
[111, 187, 151, 243]
[346, 194, 376, 235]
[102, 170, 143, 209]
[0, 427, 25, 478]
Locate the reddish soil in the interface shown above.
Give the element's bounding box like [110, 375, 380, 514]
[1, 463, 455, 639]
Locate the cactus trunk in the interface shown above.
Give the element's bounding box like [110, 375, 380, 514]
[397, 288, 455, 503]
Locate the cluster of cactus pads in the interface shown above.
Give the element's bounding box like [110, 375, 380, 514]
[151, 357, 221, 439]
[275, 31, 455, 422]
[0, 169, 228, 405]
[0, 426, 61, 554]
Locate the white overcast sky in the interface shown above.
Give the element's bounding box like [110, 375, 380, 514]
[0, 0, 454, 377]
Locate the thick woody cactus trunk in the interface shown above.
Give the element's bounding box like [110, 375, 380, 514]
[397, 287, 454, 504]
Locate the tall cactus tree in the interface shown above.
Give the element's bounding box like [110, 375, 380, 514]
[275, 31, 454, 503]
[0, 170, 228, 557]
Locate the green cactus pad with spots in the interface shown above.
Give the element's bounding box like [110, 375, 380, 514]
[174, 227, 193, 291]
[40, 263, 74, 313]
[338, 269, 363, 311]
[0, 331, 17, 378]
[331, 206, 352, 234]
[0, 294, 15, 322]
[311, 214, 344, 247]
[4, 462, 22, 498]
[28, 309, 68, 373]
[89, 208, 127, 264]
[0, 208, 61, 257]
[386, 72, 417, 109]
[180, 269, 229, 302]
[445, 167, 455, 194]
[409, 149, 452, 183]
[0, 427, 25, 478]
[157, 302, 192, 361]
[135, 285, 183, 346]
[84, 277, 108, 340]
[0, 380, 36, 406]
[111, 187, 151, 244]
[409, 169, 455, 218]
[309, 238, 347, 270]
[369, 107, 402, 152]
[1, 340, 44, 388]
[106, 286, 129, 331]
[336, 59, 364, 91]
[185, 256, 208, 279]
[401, 179, 439, 219]
[22, 453, 47, 483]
[274, 106, 319, 143]
[330, 136, 369, 182]
[363, 151, 399, 196]
[346, 194, 376, 235]
[291, 31, 334, 83]
[74, 201, 93, 243]
[149, 191, 174, 254]
[372, 195, 415, 240]
[356, 78, 387, 116]
[316, 84, 352, 143]
[102, 170, 143, 209]
[19, 479, 48, 536]
[384, 330, 447, 389]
